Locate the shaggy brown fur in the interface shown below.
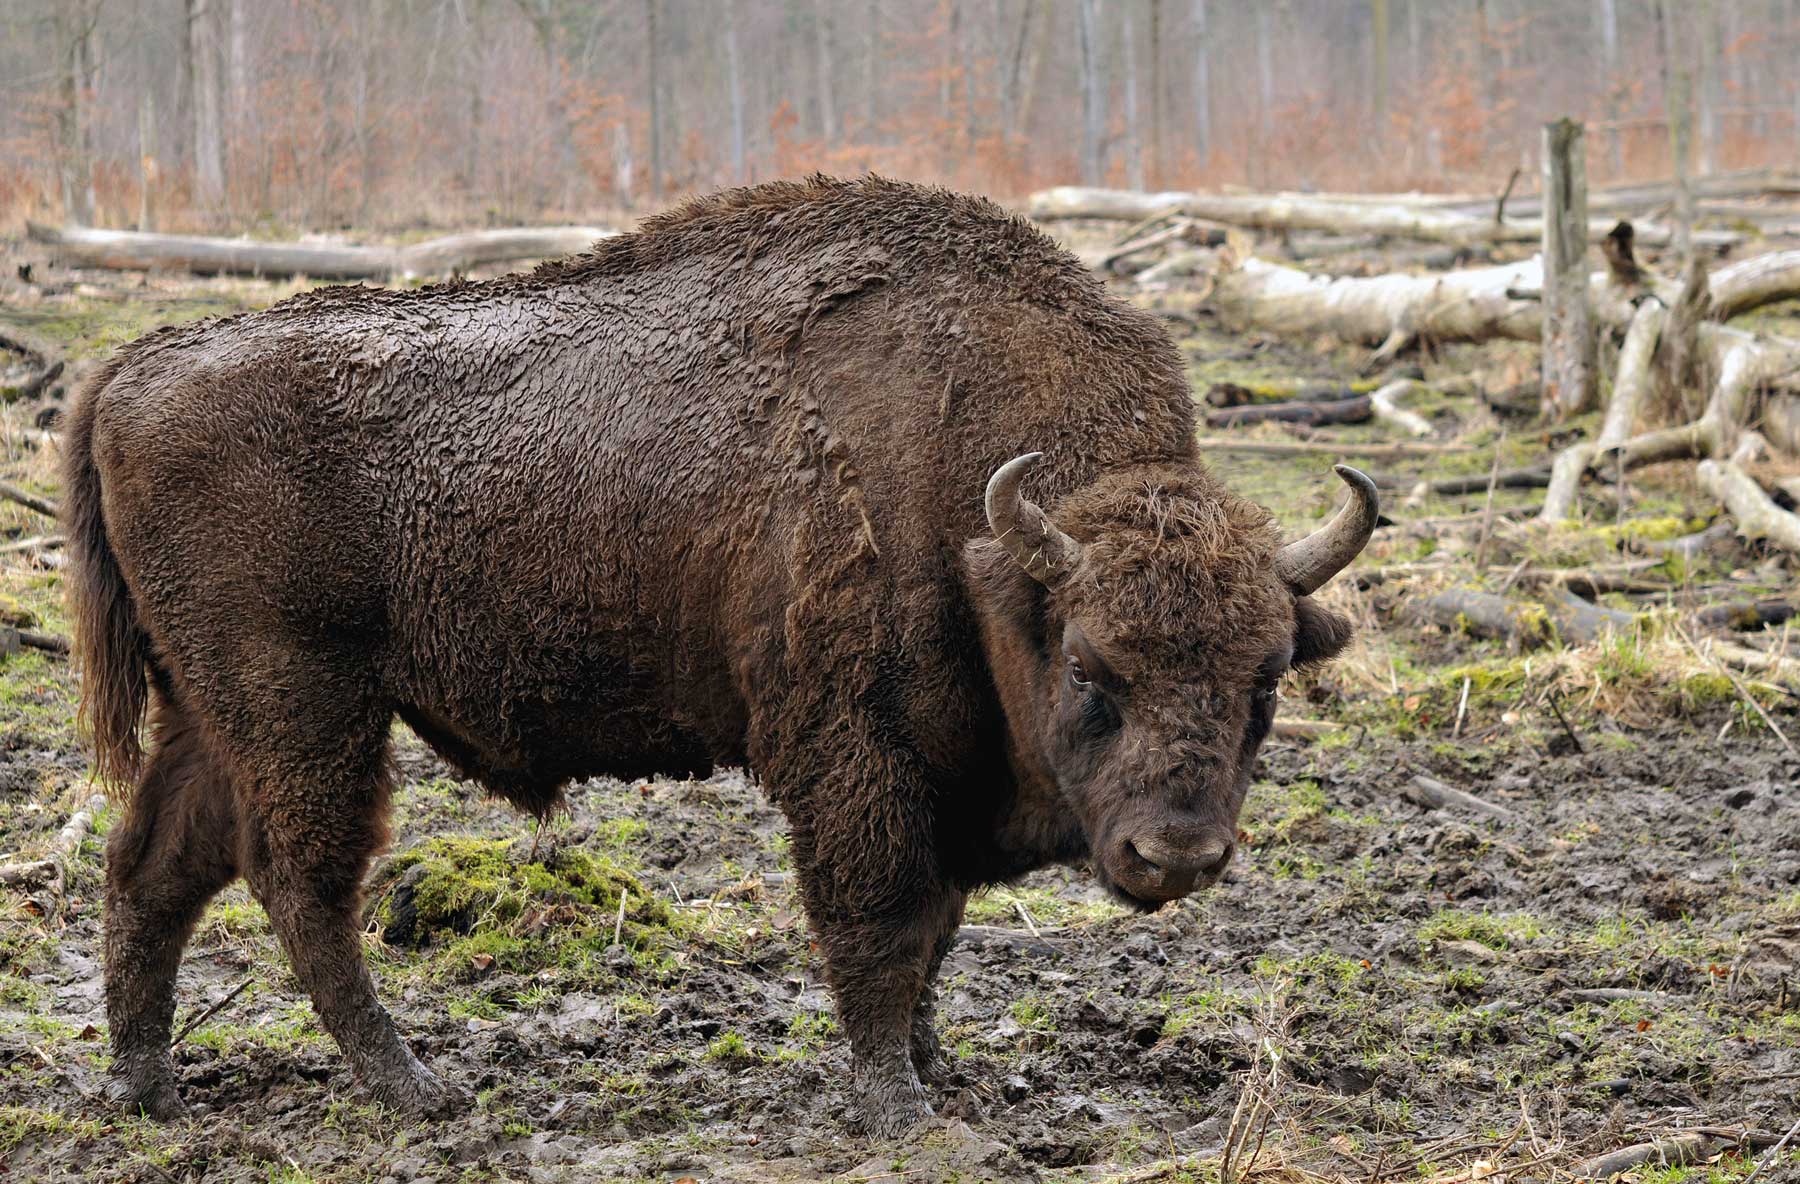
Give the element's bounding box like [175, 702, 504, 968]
[65, 175, 1359, 1135]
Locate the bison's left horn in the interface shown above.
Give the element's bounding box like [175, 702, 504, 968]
[985, 453, 1084, 585]
[1273, 465, 1380, 595]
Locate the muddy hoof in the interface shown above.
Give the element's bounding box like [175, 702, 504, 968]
[362, 1060, 472, 1119]
[105, 1071, 189, 1122]
[910, 1023, 946, 1085]
[854, 1059, 934, 1140]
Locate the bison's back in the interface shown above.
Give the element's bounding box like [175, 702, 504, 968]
[79, 175, 1198, 801]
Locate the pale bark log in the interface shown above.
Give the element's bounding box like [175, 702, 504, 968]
[1541, 119, 1596, 420]
[1699, 459, 1800, 554]
[1369, 378, 1432, 437]
[1709, 249, 1800, 321]
[26, 223, 616, 280]
[1597, 299, 1669, 451]
[1766, 394, 1800, 457]
[1602, 331, 1792, 469]
[1028, 187, 1741, 248]
[0, 793, 106, 908]
[1538, 444, 1597, 524]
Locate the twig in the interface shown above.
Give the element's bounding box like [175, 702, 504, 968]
[171, 977, 255, 1047]
[1678, 625, 1798, 757]
[613, 890, 628, 945]
[1546, 690, 1585, 755]
[1743, 1113, 1800, 1184]
[1474, 430, 1507, 568]
[1496, 166, 1523, 225]
[1452, 677, 1472, 738]
[0, 482, 59, 518]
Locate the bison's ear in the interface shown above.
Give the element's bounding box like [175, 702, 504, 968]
[1292, 596, 1353, 670]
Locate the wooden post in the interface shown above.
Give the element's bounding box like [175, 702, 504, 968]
[1540, 118, 1596, 421]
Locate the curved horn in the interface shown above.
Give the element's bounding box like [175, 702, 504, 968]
[985, 453, 1084, 585]
[1273, 465, 1380, 595]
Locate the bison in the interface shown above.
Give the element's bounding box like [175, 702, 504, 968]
[66, 175, 1375, 1136]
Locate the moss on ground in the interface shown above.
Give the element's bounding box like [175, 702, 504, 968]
[366, 835, 677, 985]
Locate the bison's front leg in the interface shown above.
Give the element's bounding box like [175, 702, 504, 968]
[786, 786, 961, 1139]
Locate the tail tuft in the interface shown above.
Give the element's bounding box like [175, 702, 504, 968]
[62, 367, 150, 789]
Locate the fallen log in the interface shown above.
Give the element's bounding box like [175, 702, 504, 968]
[1696, 599, 1797, 631]
[0, 482, 59, 518]
[1540, 296, 1666, 523]
[1631, 521, 1735, 558]
[1190, 436, 1470, 459]
[1766, 394, 1800, 457]
[1574, 1135, 1717, 1178]
[0, 792, 107, 910]
[1369, 379, 1433, 437]
[1699, 459, 1800, 554]
[1402, 774, 1518, 821]
[1028, 186, 1742, 248]
[1599, 327, 1800, 471]
[1204, 377, 1385, 407]
[1204, 395, 1370, 429]
[1410, 587, 1639, 648]
[25, 222, 617, 281]
[1709, 248, 1800, 321]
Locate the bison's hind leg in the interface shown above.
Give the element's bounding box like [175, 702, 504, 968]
[229, 678, 471, 1119]
[103, 696, 241, 1119]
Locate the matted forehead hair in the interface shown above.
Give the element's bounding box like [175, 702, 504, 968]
[1050, 467, 1292, 676]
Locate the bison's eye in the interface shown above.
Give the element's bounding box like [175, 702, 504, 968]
[1067, 656, 1092, 691]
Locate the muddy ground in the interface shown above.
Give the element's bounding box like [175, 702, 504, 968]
[2, 227, 1799, 1184]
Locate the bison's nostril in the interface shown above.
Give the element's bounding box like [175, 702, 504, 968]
[1124, 839, 1159, 873]
[1196, 840, 1236, 880]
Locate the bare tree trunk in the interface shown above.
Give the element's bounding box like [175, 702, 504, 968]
[1190, 0, 1210, 166]
[55, 0, 99, 227]
[1002, 0, 1035, 136]
[1371, 0, 1390, 137]
[1078, 0, 1105, 186]
[864, 0, 880, 136]
[1697, 0, 1720, 174]
[646, 0, 662, 201]
[138, 92, 156, 232]
[1148, 0, 1165, 187]
[1255, 2, 1274, 138]
[1658, 0, 1697, 264]
[726, 0, 747, 182]
[1122, 3, 1144, 191]
[189, 0, 224, 213]
[813, 2, 837, 144]
[1598, 0, 1624, 175]
[1541, 119, 1597, 420]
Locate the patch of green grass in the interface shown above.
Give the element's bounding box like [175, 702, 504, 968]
[0, 1105, 104, 1154]
[1010, 995, 1055, 1031]
[1418, 908, 1545, 951]
[704, 1030, 754, 1062]
[785, 1009, 837, 1050]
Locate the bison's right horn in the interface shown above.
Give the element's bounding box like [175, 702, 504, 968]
[985, 453, 1083, 585]
[1273, 465, 1380, 595]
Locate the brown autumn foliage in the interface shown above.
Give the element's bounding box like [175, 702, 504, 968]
[1, 0, 1797, 234]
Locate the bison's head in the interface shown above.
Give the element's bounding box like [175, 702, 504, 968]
[967, 454, 1376, 909]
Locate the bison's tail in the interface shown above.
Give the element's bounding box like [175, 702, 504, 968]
[62, 365, 150, 790]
